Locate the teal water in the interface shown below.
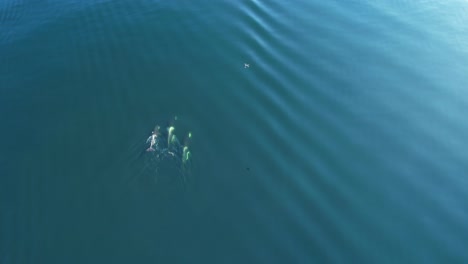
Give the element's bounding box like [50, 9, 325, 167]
[2, 0, 468, 263]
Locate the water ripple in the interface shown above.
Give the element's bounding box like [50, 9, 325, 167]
[3, 0, 468, 262]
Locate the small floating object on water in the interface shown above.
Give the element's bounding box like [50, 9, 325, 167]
[244, 63, 250, 68]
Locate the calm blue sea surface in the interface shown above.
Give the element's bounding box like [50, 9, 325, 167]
[2, 0, 468, 263]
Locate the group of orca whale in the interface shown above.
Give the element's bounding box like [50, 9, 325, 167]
[145, 123, 192, 169]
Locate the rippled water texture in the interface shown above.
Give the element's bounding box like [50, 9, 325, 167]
[1, 0, 468, 263]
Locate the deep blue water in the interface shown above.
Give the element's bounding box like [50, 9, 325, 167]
[1, 0, 468, 263]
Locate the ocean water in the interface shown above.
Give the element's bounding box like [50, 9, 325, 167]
[1, 0, 468, 263]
